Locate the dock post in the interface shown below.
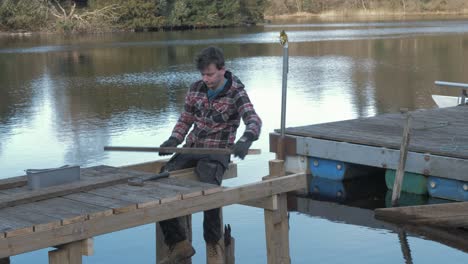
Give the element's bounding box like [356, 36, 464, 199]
[48, 240, 83, 264]
[156, 215, 192, 264]
[264, 159, 291, 264]
[391, 113, 413, 206]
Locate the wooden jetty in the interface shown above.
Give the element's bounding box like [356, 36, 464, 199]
[271, 105, 468, 201]
[0, 159, 307, 263]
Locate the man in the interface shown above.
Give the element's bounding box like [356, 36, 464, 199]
[158, 46, 262, 264]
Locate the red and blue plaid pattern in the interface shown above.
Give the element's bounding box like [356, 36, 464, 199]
[171, 71, 262, 149]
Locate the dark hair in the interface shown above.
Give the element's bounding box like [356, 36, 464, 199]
[195, 46, 225, 71]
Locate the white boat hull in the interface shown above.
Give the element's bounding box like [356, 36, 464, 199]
[431, 95, 462, 108]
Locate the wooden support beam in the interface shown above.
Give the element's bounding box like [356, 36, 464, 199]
[264, 160, 291, 264]
[239, 195, 278, 210]
[391, 113, 413, 206]
[49, 241, 82, 264]
[81, 238, 93, 256]
[0, 173, 306, 258]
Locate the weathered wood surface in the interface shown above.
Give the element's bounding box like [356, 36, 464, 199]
[391, 114, 412, 206]
[0, 166, 155, 209]
[282, 106, 468, 159]
[264, 160, 291, 264]
[0, 172, 306, 258]
[0, 165, 224, 239]
[375, 202, 468, 228]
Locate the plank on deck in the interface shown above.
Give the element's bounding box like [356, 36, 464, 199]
[284, 106, 468, 159]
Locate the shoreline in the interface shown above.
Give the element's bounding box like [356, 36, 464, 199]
[1, 11, 468, 36]
[266, 10, 468, 20]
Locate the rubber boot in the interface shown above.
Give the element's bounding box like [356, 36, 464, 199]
[158, 239, 195, 264]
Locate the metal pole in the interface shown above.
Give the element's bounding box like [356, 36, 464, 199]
[280, 30, 289, 137]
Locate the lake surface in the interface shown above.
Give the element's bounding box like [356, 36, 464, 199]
[1, 17, 468, 263]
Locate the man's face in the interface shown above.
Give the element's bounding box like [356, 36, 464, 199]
[201, 63, 226, 90]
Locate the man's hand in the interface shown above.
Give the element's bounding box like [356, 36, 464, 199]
[159, 137, 179, 156]
[233, 136, 252, 160]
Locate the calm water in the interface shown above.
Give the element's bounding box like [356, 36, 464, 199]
[1, 17, 468, 263]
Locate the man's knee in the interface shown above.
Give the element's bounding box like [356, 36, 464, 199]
[196, 159, 225, 185]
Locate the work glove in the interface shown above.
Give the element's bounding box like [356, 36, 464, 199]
[159, 137, 179, 156]
[233, 135, 253, 160]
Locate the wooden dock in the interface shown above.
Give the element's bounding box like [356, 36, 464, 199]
[270, 105, 468, 200]
[0, 160, 307, 263]
[272, 105, 468, 180]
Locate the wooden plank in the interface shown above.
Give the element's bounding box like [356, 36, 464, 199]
[81, 238, 93, 256]
[269, 134, 297, 156]
[391, 114, 412, 206]
[105, 146, 260, 155]
[375, 201, 468, 228]
[0, 167, 157, 209]
[239, 195, 278, 210]
[0, 206, 61, 233]
[0, 216, 33, 238]
[87, 185, 162, 208]
[264, 160, 290, 264]
[49, 241, 82, 264]
[63, 192, 137, 215]
[157, 178, 222, 196]
[296, 136, 468, 181]
[0, 176, 27, 190]
[121, 159, 169, 174]
[110, 183, 182, 205]
[18, 197, 112, 225]
[0, 173, 306, 258]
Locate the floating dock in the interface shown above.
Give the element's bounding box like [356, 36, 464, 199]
[0, 160, 306, 263]
[271, 105, 468, 201]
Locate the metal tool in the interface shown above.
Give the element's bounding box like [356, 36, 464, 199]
[104, 146, 261, 155]
[127, 171, 170, 186]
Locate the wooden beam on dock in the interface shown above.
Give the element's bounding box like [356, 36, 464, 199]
[391, 113, 412, 206]
[0, 172, 306, 258]
[264, 160, 291, 264]
[375, 202, 468, 228]
[48, 241, 83, 264]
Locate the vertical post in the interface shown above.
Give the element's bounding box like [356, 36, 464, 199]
[156, 216, 192, 264]
[48, 241, 83, 264]
[391, 113, 413, 206]
[280, 30, 289, 138]
[264, 160, 290, 264]
[278, 30, 289, 161]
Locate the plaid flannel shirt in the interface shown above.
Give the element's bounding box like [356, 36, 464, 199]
[170, 71, 262, 149]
